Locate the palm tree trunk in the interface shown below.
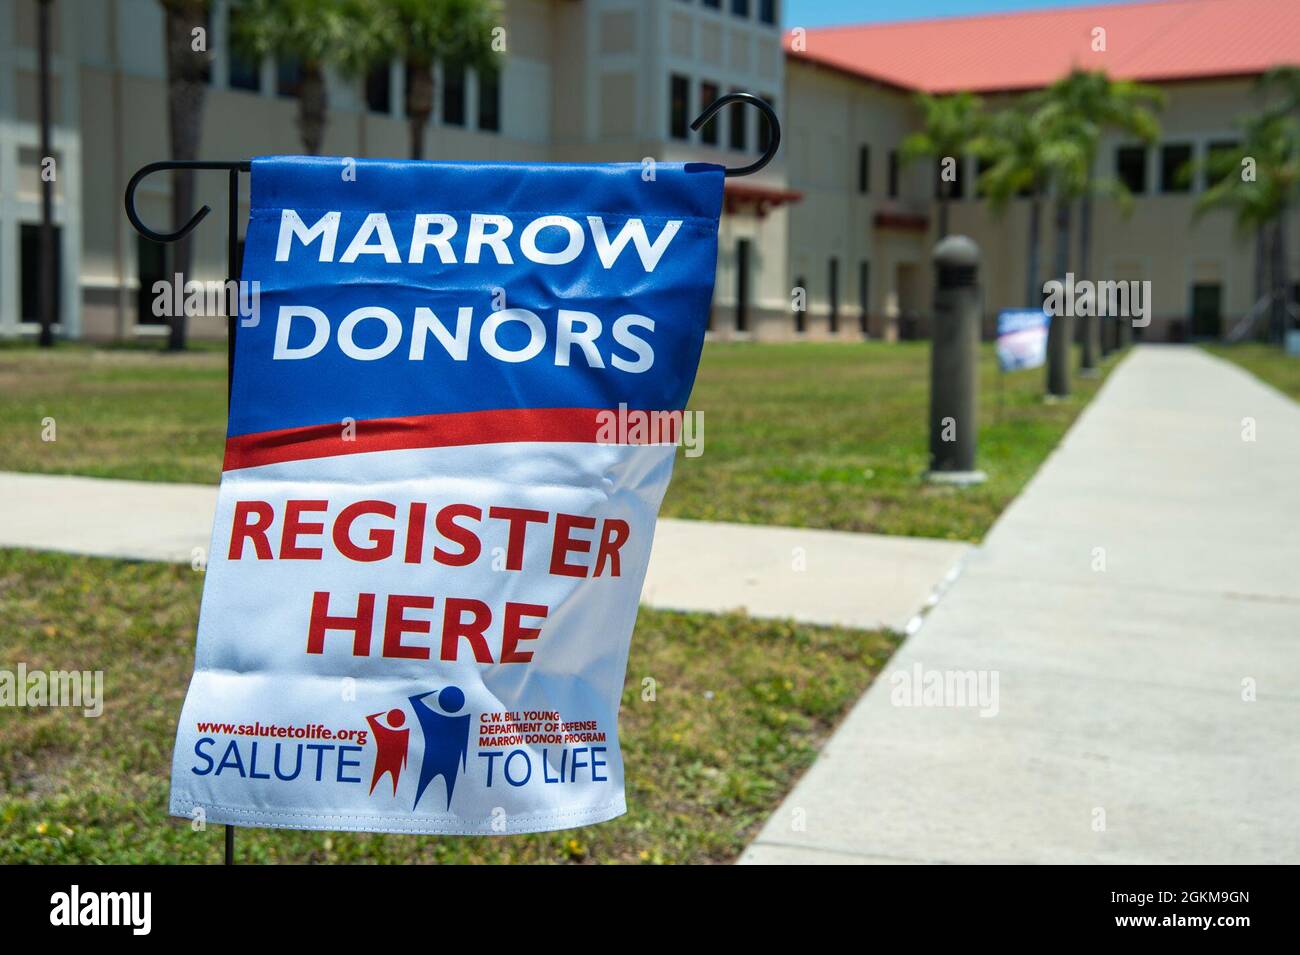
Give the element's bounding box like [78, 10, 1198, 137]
[1079, 188, 1100, 367]
[1025, 195, 1042, 308]
[1252, 225, 1268, 340]
[1047, 196, 1072, 396]
[1271, 214, 1289, 344]
[937, 177, 951, 238]
[406, 61, 434, 160]
[298, 60, 327, 155]
[163, 0, 208, 352]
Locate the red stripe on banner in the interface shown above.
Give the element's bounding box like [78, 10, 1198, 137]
[222, 407, 679, 471]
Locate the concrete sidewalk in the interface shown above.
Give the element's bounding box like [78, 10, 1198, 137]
[0, 472, 966, 633]
[742, 346, 1300, 864]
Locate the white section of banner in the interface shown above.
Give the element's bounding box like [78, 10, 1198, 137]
[169, 439, 676, 834]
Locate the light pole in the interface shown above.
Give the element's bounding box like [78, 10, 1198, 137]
[38, 0, 55, 347]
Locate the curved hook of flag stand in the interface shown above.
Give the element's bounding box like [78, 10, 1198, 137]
[124, 160, 251, 244]
[691, 92, 780, 178]
[122, 93, 781, 866]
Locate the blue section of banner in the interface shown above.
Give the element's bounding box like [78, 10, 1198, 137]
[230, 157, 725, 439]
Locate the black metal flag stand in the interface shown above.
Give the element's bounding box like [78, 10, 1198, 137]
[122, 92, 779, 866]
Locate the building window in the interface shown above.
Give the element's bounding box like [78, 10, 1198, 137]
[731, 0, 750, 17]
[670, 75, 690, 140]
[20, 224, 61, 323]
[702, 0, 720, 8]
[858, 145, 870, 194]
[698, 81, 720, 145]
[443, 60, 466, 126]
[756, 94, 775, 154]
[759, 0, 777, 25]
[1206, 140, 1240, 189]
[229, 56, 260, 92]
[794, 274, 806, 333]
[478, 66, 501, 132]
[196, 9, 213, 85]
[1160, 143, 1193, 193]
[365, 64, 391, 114]
[828, 258, 839, 333]
[276, 57, 301, 98]
[935, 157, 965, 200]
[1116, 146, 1147, 194]
[888, 150, 900, 198]
[227, 4, 260, 92]
[858, 261, 870, 334]
[728, 88, 746, 151]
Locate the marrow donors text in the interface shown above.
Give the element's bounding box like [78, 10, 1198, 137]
[168, 157, 724, 835]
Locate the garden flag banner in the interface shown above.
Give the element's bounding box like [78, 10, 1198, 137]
[995, 308, 1050, 372]
[169, 156, 724, 834]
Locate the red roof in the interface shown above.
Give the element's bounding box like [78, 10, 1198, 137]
[785, 0, 1300, 93]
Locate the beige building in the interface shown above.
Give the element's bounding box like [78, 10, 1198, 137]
[1, 0, 1295, 343]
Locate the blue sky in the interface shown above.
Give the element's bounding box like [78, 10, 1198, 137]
[782, 0, 1140, 28]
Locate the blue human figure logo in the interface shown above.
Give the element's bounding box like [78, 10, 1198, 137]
[409, 686, 470, 811]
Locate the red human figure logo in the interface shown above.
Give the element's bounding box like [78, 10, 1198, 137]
[366, 708, 410, 796]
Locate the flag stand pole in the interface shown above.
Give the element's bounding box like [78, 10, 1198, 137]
[122, 93, 780, 868]
[126, 159, 248, 863]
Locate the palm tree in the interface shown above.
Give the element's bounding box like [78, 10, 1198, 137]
[1035, 106, 1093, 396]
[361, 0, 501, 160]
[972, 106, 1049, 309]
[1258, 65, 1300, 124]
[901, 92, 985, 237]
[159, 0, 213, 351]
[231, 0, 363, 155]
[1013, 87, 1097, 394]
[1037, 70, 1162, 366]
[1206, 62, 1300, 343]
[1197, 110, 1300, 344]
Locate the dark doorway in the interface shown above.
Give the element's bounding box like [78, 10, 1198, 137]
[20, 223, 61, 324]
[1190, 283, 1223, 339]
[828, 257, 839, 333]
[858, 260, 870, 335]
[735, 238, 751, 332]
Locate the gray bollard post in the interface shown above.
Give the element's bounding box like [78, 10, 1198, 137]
[1046, 305, 1072, 398]
[926, 235, 986, 486]
[1081, 312, 1101, 376]
[1117, 313, 1133, 350]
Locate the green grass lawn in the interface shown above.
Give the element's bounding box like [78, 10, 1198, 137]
[667, 341, 1117, 539]
[0, 548, 896, 865]
[0, 345, 228, 484]
[1203, 343, 1300, 401]
[0, 341, 1116, 540]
